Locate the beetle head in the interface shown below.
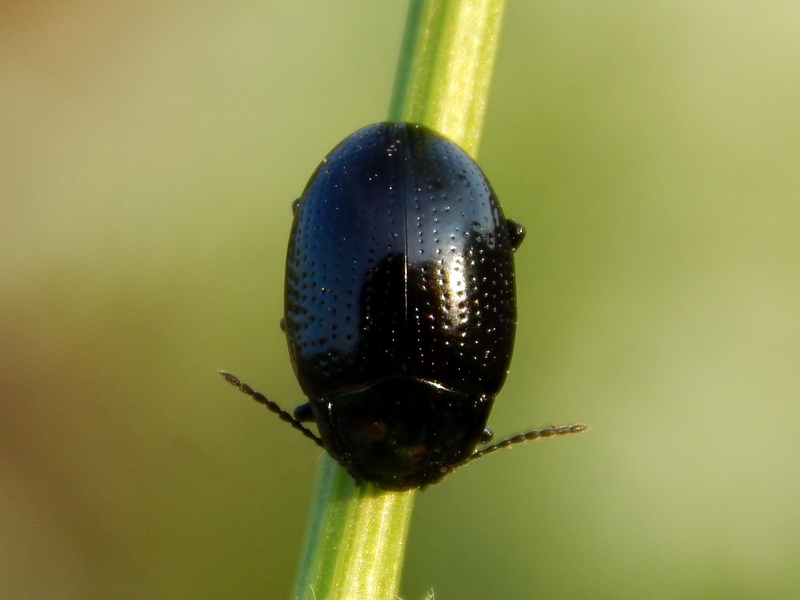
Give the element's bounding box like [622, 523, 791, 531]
[311, 378, 492, 490]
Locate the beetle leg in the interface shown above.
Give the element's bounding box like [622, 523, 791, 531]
[465, 423, 587, 465]
[506, 219, 526, 251]
[219, 371, 324, 448]
[479, 427, 494, 444]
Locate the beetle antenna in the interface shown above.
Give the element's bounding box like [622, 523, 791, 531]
[465, 423, 588, 466]
[219, 371, 324, 448]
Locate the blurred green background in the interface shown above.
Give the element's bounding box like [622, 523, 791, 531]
[2, 1, 799, 598]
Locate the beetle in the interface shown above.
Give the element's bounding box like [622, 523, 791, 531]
[222, 122, 585, 491]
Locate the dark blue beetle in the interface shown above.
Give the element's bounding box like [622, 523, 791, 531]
[223, 122, 585, 490]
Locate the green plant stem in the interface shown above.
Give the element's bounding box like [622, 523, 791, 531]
[291, 2, 505, 599]
[390, 0, 506, 154]
[291, 456, 413, 600]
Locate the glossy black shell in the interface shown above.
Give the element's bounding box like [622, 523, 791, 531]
[284, 122, 522, 489]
